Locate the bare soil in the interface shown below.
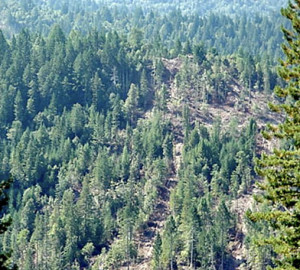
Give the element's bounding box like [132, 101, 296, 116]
[117, 57, 281, 270]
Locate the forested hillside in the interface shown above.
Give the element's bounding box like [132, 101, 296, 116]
[0, 0, 295, 270]
[0, 0, 287, 60]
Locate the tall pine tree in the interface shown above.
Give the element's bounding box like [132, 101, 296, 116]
[247, 1, 300, 269]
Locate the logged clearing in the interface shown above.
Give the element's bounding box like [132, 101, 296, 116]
[120, 57, 280, 270]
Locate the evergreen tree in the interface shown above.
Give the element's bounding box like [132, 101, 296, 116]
[247, 1, 300, 269]
[0, 30, 9, 64]
[139, 68, 149, 108]
[0, 4, 292, 269]
[152, 233, 162, 270]
[0, 179, 16, 270]
[124, 83, 139, 124]
[91, 72, 104, 111]
[14, 91, 26, 124]
[161, 216, 177, 270]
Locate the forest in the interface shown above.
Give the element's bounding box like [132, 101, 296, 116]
[0, 0, 299, 270]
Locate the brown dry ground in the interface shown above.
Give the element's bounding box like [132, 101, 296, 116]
[119, 57, 281, 270]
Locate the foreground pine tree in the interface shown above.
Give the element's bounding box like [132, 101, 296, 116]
[247, 1, 300, 269]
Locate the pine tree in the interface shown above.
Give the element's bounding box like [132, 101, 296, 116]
[152, 233, 162, 270]
[215, 200, 232, 270]
[14, 91, 26, 124]
[247, 1, 300, 269]
[0, 179, 16, 270]
[76, 179, 98, 245]
[0, 30, 8, 64]
[91, 72, 104, 111]
[161, 216, 177, 270]
[139, 68, 149, 108]
[124, 83, 139, 125]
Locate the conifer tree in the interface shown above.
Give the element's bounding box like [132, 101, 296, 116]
[161, 216, 177, 270]
[0, 179, 16, 270]
[152, 233, 162, 270]
[247, 1, 300, 269]
[124, 83, 139, 124]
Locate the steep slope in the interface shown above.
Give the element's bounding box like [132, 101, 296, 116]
[116, 57, 281, 270]
[0, 17, 285, 269]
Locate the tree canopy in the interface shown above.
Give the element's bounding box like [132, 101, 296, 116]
[247, 1, 300, 269]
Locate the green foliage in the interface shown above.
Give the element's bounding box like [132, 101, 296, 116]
[0, 0, 286, 62]
[152, 233, 162, 270]
[247, 1, 300, 269]
[161, 216, 177, 270]
[164, 120, 256, 269]
[0, 1, 287, 269]
[0, 178, 16, 270]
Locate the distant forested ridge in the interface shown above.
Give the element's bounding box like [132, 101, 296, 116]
[0, 0, 287, 61]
